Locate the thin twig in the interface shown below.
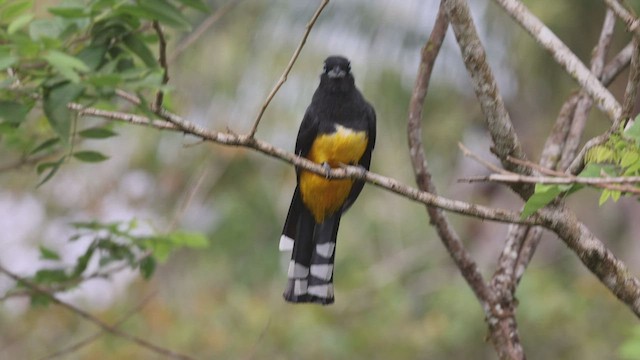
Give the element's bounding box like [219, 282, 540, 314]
[0, 264, 195, 360]
[169, 0, 241, 64]
[506, 156, 566, 177]
[39, 292, 158, 360]
[458, 142, 512, 174]
[493, 0, 622, 123]
[247, 0, 329, 138]
[602, 41, 633, 85]
[152, 21, 170, 111]
[462, 173, 640, 194]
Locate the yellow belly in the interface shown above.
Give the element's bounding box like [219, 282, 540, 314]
[299, 125, 368, 223]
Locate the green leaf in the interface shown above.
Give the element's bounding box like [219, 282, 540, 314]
[123, 33, 157, 67]
[73, 150, 109, 162]
[36, 156, 65, 187]
[47, 6, 85, 18]
[624, 119, 640, 144]
[78, 127, 118, 139]
[29, 137, 60, 155]
[521, 184, 563, 218]
[39, 245, 61, 261]
[29, 18, 63, 40]
[87, 73, 122, 87]
[174, 0, 209, 12]
[44, 50, 90, 83]
[30, 292, 52, 307]
[0, 0, 32, 23]
[139, 256, 156, 279]
[0, 47, 17, 71]
[72, 244, 95, 276]
[611, 190, 622, 202]
[621, 151, 640, 168]
[120, 1, 191, 29]
[76, 45, 108, 71]
[169, 231, 209, 248]
[8, 13, 33, 34]
[599, 189, 611, 206]
[34, 268, 68, 283]
[0, 101, 30, 124]
[43, 82, 84, 139]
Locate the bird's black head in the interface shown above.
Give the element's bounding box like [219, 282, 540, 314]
[320, 56, 355, 92]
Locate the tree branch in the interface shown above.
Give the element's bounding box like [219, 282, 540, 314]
[408, 0, 493, 308]
[0, 264, 194, 360]
[602, 0, 640, 38]
[558, 9, 616, 171]
[493, 0, 622, 123]
[39, 292, 157, 360]
[152, 21, 169, 111]
[68, 102, 538, 226]
[539, 206, 640, 317]
[444, 0, 532, 202]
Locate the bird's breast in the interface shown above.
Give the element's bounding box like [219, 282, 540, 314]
[299, 124, 368, 223]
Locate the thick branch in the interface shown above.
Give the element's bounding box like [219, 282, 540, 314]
[539, 206, 640, 317]
[444, 0, 531, 200]
[408, 1, 492, 305]
[493, 0, 622, 122]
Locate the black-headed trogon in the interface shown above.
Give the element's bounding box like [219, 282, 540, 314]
[279, 56, 376, 305]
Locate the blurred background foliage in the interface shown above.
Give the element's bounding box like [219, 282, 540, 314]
[1, 0, 640, 359]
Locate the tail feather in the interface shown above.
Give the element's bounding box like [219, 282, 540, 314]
[283, 211, 340, 305]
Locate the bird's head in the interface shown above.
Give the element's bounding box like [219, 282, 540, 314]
[320, 56, 355, 92]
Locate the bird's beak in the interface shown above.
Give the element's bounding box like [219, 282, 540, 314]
[327, 66, 346, 79]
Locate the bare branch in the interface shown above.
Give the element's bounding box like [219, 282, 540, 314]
[558, 9, 616, 171]
[462, 173, 640, 194]
[493, 0, 622, 122]
[168, 0, 241, 64]
[39, 292, 157, 360]
[0, 264, 194, 360]
[602, 41, 633, 85]
[602, 0, 640, 37]
[622, 38, 640, 120]
[152, 21, 169, 111]
[539, 206, 640, 317]
[444, 0, 531, 202]
[68, 103, 538, 226]
[458, 142, 512, 174]
[248, 0, 329, 137]
[408, 0, 493, 306]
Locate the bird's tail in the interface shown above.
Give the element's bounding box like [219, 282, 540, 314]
[283, 209, 340, 305]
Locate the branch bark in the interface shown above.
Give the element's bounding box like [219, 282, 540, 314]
[493, 0, 622, 123]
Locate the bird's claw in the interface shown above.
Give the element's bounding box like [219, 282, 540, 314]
[322, 162, 332, 179]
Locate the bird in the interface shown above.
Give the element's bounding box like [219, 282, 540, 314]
[279, 55, 376, 305]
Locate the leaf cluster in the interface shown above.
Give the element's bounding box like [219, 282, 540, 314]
[5, 219, 208, 307]
[0, 0, 208, 185]
[521, 118, 640, 218]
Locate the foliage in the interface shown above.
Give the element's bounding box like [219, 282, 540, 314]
[5, 219, 208, 307]
[0, 0, 208, 185]
[521, 116, 640, 218]
[620, 326, 640, 360]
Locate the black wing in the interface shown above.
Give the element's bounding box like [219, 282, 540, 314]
[342, 102, 376, 211]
